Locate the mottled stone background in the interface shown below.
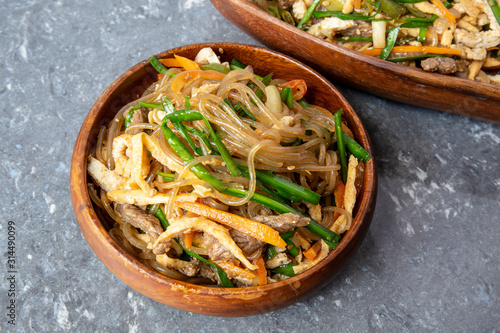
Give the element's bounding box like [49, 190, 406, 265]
[1, 0, 499, 332]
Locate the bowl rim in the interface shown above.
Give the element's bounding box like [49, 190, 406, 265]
[70, 42, 377, 314]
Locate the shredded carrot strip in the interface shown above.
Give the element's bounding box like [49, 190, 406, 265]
[216, 261, 256, 280]
[176, 201, 286, 247]
[278, 79, 308, 100]
[160, 58, 182, 68]
[184, 231, 195, 248]
[170, 70, 226, 94]
[303, 241, 322, 261]
[174, 54, 201, 71]
[429, 0, 456, 23]
[171, 72, 188, 94]
[353, 0, 362, 9]
[254, 256, 268, 286]
[342, 123, 354, 139]
[334, 181, 346, 209]
[333, 180, 346, 220]
[362, 46, 461, 56]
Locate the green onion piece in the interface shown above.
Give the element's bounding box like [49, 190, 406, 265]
[280, 86, 294, 109]
[381, 26, 401, 60]
[172, 122, 203, 156]
[162, 95, 176, 114]
[417, 26, 427, 42]
[255, 72, 273, 100]
[340, 36, 373, 42]
[230, 58, 246, 69]
[272, 263, 296, 277]
[238, 166, 321, 204]
[297, 99, 310, 107]
[149, 55, 168, 74]
[148, 205, 170, 230]
[200, 63, 230, 74]
[298, 0, 321, 28]
[184, 95, 191, 109]
[184, 125, 217, 154]
[280, 230, 295, 239]
[380, 0, 407, 18]
[156, 171, 175, 182]
[280, 10, 296, 26]
[399, 21, 433, 28]
[229, 59, 264, 80]
[489, 0, 500, 26]
[334, 109, 347, 184]
[342, 133, 371, 163]
[124, 109, 135, 128]
[267, 6, 281, 19]
[265, 245, 277, 260]
[255, 179, 291, 205]
[285, 238, 300, 257]
[178, 243, 234, 287]
[234, 103, 257, 121]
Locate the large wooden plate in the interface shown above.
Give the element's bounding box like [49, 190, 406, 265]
[211, 0, 500, 124]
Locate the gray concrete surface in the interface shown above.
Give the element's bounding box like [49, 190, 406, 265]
[1, 0, 499, 332]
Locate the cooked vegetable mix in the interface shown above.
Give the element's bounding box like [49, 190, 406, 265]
[251, 0, 500, 85]
[87, 47, 370, 287]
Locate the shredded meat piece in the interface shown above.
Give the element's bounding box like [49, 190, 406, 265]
[178, 259, 200, 277]
[127, 108, 148, 135]
[421, 57, 457, 74]
[204, 233, 238, 263]
[278, 0, 294, 10]
[198, 261, 218, 283]
[338, 20, 372, 37]
[115, 203, 163, 243]
[252, 213, 310, 233]
[229, 229, 265, 256]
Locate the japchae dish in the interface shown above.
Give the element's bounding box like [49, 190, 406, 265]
[87, 47, 370, 287]
[250, 0, 500, 85]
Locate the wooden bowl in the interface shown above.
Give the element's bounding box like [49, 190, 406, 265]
[211, 0, 500, 124]
[70, 43, 377, 316]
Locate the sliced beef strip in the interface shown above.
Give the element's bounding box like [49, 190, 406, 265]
[229, 229, 265, 257]
[204, 233, 238, 262]
[198, 261, 219, 283]
[338, 20, 372, 38]
[421, 57, 457, 74]
[252, 213, 310, 233]
[116, 203, 163, 243]
[178, 259, 200, 277]
[127, 108, 148, 135]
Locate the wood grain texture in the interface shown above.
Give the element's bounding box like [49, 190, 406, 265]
[211, 0, 500, 124]
[70, 43, 377, 316]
